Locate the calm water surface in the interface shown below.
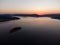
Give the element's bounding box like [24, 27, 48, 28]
[0, 17, 60, 45]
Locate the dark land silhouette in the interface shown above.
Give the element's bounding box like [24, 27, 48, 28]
[0, 14, 20, 22]
[13, 14, 39, 17]
[10, 27, 22, 33]
[42, 14, 60, 20]
[0, 14, 60, 22]
[14, 14, 60, 20]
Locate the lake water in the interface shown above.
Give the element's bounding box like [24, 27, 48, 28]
[0, 17, 60, 45]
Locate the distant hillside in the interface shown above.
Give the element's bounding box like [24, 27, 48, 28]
[0, 14, 60, 20]
[0, 15, 19, 22]
[42, 14, 60, 19]
[13, 14, 39, 17]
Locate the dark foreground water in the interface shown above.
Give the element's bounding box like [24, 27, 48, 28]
[0, 17, 60, 45]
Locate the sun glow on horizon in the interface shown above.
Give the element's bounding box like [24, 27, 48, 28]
[0, 0, 60, 14]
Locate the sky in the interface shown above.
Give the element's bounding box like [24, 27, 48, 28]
[0, 0, 60, 14]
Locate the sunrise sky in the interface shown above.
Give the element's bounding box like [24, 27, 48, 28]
[0, 0, 60, 14]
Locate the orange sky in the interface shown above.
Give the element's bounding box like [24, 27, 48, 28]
[0, 8, 60, 14]
[0, 0, 60, 14]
